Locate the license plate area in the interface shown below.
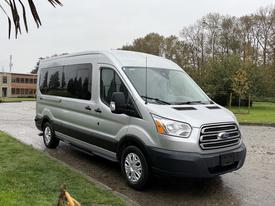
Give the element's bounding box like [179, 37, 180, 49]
[220, 153, 234, 167]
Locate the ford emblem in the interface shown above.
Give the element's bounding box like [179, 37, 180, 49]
[218, 132, 230, 140]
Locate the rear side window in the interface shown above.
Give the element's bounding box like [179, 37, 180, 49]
[39, 64, 92, 100]
[100, 68, 128, 105]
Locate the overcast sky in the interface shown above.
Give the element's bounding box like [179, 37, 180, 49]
[0, 0, 274, 73]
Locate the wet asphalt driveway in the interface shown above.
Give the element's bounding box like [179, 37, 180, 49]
[0, 102, 275, 206]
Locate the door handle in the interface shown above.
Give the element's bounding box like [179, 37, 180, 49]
[94, 108, 102, 113]
[85, 105, 91, 111]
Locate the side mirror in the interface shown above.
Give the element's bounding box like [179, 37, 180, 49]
[110, 92, 126, 114]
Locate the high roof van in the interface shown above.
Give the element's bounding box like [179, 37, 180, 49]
[35, 50, 246, 189]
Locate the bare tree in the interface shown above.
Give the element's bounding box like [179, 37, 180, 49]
[0, 0, 62, 38]
[202, 13, 221, 60]
[253, 7, 274, 65]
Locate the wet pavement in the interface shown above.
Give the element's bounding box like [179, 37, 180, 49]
[0, 101, 275, 206]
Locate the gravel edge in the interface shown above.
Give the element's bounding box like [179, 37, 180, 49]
[240, 122, 275, 127]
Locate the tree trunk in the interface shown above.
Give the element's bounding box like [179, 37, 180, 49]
[229, 93, 232, 109]
[238, 95, 241, 112]
[248, 93, 251, 114]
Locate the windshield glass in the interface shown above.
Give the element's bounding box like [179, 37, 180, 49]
[123, 67, 211, 105]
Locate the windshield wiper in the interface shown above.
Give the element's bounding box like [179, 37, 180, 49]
[174, 101, 209, 105]
[141, 96, 171, 105]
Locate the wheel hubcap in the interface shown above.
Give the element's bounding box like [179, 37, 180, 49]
[44, 127, 51, 144]
[124, 153, 142, 183]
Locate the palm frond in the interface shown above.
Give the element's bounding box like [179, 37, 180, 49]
[28, 0, 42, 28]
[0, 0, 62, 38]
[48, 0, 63, 7]
[18, 0, 28, 33]
[0, 3, 12, 38]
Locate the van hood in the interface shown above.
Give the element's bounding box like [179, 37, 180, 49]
[146, 104, 237, 128]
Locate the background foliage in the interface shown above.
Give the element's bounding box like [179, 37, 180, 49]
[122, 6, 275, 106]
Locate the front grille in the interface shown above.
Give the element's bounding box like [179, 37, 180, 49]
[199, 123, 241, 150]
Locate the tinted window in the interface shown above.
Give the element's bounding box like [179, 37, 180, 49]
[100, 68, 128, 105]
[47, 67, 62, 95]
[39, 64, 92, 100]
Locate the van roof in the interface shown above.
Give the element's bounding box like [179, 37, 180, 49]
[40, 50, 181, 70]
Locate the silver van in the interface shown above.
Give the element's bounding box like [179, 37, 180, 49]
[35, 50, 246, 189]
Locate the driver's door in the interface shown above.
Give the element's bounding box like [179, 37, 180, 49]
[93, 66, 131, 148]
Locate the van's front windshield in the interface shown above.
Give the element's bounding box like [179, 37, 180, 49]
[123, 67, 211, 105]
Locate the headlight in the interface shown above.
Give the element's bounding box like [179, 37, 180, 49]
[151, 114, 192, 138]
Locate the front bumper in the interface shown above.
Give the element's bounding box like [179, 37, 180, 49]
[147, 143, 246, 177]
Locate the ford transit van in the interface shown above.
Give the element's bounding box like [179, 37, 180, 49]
[35, 50, 246, 189]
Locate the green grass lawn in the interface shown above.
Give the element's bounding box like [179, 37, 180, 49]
[0, 131, 126, 206]
[0, 97, 36, 102]
[229, 102, 275, 124]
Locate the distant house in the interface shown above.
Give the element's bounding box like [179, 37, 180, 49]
[0, 72, 37, 98]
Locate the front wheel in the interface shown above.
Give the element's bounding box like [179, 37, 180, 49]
[43, 122, 60, 148]
[121, 146, 149, 190]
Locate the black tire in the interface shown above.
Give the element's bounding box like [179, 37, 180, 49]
[121, 146, 149, 190]
[43, 122, 60, 148]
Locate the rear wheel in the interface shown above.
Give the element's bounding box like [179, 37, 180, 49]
[43, 122, 60, 148]
[121, 146, 149, 190]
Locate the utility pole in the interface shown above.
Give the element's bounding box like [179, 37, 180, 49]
[9, 55, 13, 72]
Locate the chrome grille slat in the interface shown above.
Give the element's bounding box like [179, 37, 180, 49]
[199, 123, 241, 150]
[202, 128, 238, 134]
[201, 130, 239, 138]
[202, 137, 240, 145]
[200, 140, 240, 150]
[201, 135, 240, 143]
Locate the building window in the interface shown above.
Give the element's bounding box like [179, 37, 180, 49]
[30, 79, 33, 84]
[3, 76, 7, 84]
[16, 78, 20, 83]
[12, 88, 16, 94]
[16, 88, 20, 94]
[25, 78, 29, 84]
[12, 77, 16, 83]
[34, 79, 37, 84]
[20, 78, 24, 83]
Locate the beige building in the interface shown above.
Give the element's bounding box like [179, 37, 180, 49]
[0, 72, 37, 98]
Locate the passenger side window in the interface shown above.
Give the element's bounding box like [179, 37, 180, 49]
[39, 64, 92, 100]
[100, 68, 129, 105]
[63, 64, 92, 100]
[47, 67, 62, 96]
[100, 67, 141, 118]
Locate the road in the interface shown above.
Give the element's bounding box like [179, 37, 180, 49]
[0, 101, 275, 206]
